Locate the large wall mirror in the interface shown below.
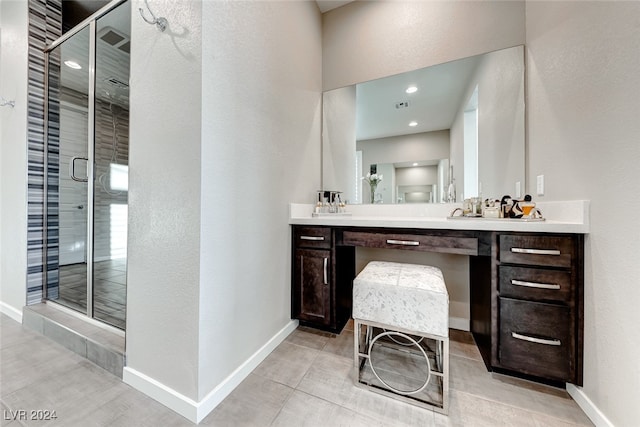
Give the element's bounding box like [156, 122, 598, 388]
[322, 45, 525, 204]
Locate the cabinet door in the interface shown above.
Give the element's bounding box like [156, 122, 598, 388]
[294, 248, 331, 326]
[499, 297, 572, 382]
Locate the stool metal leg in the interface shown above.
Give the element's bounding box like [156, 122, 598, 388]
[353, 319, 449, 415]
[442, 337, 449, 414]
[353, 319, 360, 368]
[367, 330, 432, 395]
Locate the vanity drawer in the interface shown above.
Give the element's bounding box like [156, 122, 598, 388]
[499, 297, 572, 381]
[342, 231, 478, 255]
[499, 266, 572, 303]
[499, 235, 575, 268]
[294, 226, 332, 249]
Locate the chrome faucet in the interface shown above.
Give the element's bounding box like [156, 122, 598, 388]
[449, 207, 463, 217]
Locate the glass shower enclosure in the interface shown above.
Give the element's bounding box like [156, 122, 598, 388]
[44, 0, 130, 329]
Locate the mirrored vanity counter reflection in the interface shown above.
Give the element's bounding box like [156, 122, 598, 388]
[289, 200, 590, 234]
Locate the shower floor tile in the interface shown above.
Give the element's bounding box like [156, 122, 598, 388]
[53, 259, 126, 329]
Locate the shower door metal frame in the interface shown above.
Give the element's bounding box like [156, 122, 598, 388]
[43, 0, 127, 321]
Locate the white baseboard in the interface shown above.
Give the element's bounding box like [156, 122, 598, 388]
[449, 316, 469, 331]
[0, 302, 22, 323]
[449, 301, 469, 331]
[123, 319, 299, 423]
[122, 367, 199, 422]
[567, 384, 613, 427]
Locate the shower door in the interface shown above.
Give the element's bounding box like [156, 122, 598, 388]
[45, 1, 130, 330]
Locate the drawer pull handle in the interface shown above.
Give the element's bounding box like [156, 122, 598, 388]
[511, 279, 560, 290]
[300, 236, 325, 241]
[386, 239, 420, 246]
[511, 247, 561, 256]
[512, 332, 561, 346]
[323, 257, 328, 285]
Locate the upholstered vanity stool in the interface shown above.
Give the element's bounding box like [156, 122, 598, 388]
[352, 261, 449, 414]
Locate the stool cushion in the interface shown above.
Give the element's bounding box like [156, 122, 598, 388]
[353, 261, 449, 337]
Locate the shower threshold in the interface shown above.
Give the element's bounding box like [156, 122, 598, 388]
[22, 302, 125, 378]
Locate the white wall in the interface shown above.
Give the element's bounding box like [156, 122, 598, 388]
[126, 0, 321, 419]
[126, 0, 203, 401]
[476, 46, 525, 199]
[396, 165, 438, 187]
[526, 2, 640, 425]
[0, 0, 29, 321]
[357, 130, 450, 171]
[323, 85, 356, 202]
[199, 0, 321, 399]
[450, 46, 525, 200]
[322, 0, 525, 91]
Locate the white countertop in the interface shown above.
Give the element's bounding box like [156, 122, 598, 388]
[289, 200, 590, 233]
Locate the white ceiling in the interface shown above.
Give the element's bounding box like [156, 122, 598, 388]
[315, 1, 353, 13]
[356, 54, 481, 141]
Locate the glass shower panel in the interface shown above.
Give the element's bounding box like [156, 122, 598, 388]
[92, 3, 130, 329]
[46, 26, 91, 315]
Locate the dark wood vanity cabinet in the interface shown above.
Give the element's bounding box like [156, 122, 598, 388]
[290, 224, 584, 385]
[291, 226, 354, 333]
[495, 233, 584, 385]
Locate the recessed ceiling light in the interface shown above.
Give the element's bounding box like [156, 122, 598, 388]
[412, 162, 418, 167]
[409, 121, 418, 127]
[64, 60, 82, 70]
[406, 86, 418, 94]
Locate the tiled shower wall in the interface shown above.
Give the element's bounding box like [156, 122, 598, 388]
[27, 0, 62, 304]
[94, 99, 129, 261]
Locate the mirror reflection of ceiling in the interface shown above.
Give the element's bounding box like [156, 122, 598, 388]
[59, 1, 130, 108]
[356, 55, 481, 141]
[322, 45, 525, 204]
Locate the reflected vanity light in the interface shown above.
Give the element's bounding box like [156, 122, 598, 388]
[64, 60, 82, 70]
[412, 163, 418, 167]
[406, 86, 418, 94]
[409, 121, 418, 127]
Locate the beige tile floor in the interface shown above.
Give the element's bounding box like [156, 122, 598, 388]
[1, 315, 593, 426]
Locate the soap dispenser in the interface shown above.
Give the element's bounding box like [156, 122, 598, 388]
[314, 191, 323, 214]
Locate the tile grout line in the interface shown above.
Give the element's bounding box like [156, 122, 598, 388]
[266, 384, 296, 426]
[450, 389, 593, 426]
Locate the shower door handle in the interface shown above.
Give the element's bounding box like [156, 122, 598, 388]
[70, 156, 89, 182]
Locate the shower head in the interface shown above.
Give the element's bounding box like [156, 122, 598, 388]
[104, 76, 129, 90]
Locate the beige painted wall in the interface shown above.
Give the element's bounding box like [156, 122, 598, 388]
[322, 0, 525, 91]
[526, 2, 640, 425]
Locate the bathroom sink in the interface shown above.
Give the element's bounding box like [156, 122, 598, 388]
[312, 212, 353, 217]
[447, 216, 545, 222]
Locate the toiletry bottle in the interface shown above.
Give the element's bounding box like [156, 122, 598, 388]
[447, 179, 456, 203]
